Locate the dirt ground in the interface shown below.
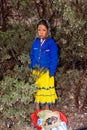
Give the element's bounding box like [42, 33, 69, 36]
[56, 100, 87, 130]
[29, 81, 87, 130]
[27, 88, 87, 130]
[55, 84, 87, 130]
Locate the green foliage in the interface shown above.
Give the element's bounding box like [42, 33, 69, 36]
[8, 0, 35, 17]
[0, 0, 87, 127]
[0, 75, 36, 108]
[0, 23, 35, 60]
[0, 49, 47, 125]
[0, 60, 36, 124]
[56, 67, 87, 96]
[54, 1, 87, 69]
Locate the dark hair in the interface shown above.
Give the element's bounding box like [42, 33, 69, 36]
[37, 19, 49, 29]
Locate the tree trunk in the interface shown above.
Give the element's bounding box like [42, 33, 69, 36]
[0, 0, 7, 31]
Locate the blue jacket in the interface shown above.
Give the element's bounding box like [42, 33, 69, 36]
[29, 37, 58, 76]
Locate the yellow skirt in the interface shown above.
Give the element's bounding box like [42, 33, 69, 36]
[33, 70, 58, 104]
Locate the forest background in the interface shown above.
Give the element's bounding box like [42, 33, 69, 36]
[0, 0, 87, 129]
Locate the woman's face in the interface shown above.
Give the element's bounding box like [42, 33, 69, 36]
[37, 24, 48, 39]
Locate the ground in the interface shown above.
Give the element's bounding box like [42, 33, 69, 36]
[27, 84, 87, 130]
[57, 99, 87, 130]
[55, 81, 87, 130]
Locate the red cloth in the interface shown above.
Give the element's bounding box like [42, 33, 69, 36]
[30, 110, 42, 130]
[53, 110, 68, 124]
[30, 110, 68, 130]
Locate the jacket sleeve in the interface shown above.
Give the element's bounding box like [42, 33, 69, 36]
[49, 39, 58, 76]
